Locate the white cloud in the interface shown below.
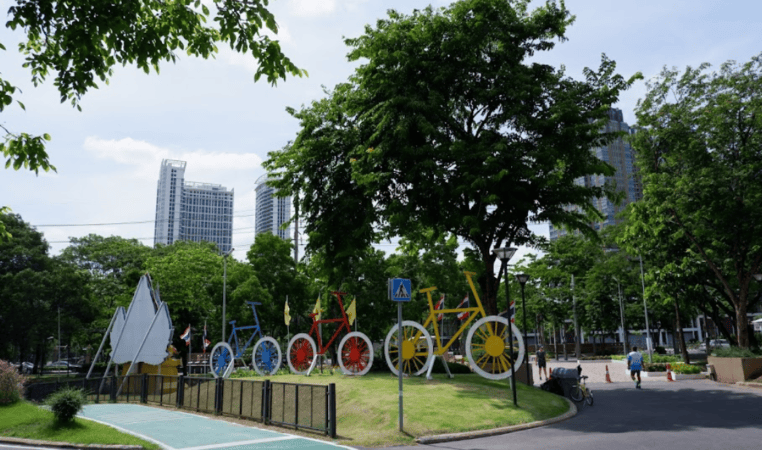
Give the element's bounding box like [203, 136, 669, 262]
[83, 136, 263, 181]
[288, 0, 337, 17]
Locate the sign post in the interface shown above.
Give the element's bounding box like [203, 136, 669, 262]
[390, 278, 411, 432]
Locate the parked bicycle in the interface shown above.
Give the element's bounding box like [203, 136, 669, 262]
[383, 271, 525, 380]
[209, 301, 282, 378]
[570, 375, 594, 407]
[287, 291, 373, 376]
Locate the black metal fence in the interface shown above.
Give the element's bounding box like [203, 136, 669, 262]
[24, 374, 337, 437]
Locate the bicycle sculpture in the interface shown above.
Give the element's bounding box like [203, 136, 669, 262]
[287, 292, 373, 376]
[209, 301, 282, 378]
[384, 271, 525, 380]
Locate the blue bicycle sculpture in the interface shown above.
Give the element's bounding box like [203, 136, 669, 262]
[209, 301, 282, 378]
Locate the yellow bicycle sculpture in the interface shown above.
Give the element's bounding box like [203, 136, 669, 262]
[383, 271, 524, 380]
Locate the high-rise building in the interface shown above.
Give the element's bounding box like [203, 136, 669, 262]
[153, 159, 234, 253]
[550, 108, 642, 240]
[255, 174, 291, 241]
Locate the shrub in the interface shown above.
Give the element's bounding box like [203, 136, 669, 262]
[655, 346, 667, 355]
[579, 355, 615, 360]
[670, 363, 702, 374]
[711, 347, 762, 358]
[46, 387, 87, 423]
[643, 363, 668, 372]
[0, 360, 27, 404]
[231, 368, 257, 378]
[651, 354, 683, 363]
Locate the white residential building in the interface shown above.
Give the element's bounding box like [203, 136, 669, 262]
[254, 174, 291, 241]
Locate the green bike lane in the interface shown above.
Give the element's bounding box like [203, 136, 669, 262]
[79, 404, 353, 450]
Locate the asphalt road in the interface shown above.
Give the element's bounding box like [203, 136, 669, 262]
[378, 380, 762, 450]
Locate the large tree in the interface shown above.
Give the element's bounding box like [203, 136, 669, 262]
[265, 0, 640, 316]
[627, 54, 762, 348]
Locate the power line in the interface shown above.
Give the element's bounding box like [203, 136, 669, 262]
[36, 213, 256, 228]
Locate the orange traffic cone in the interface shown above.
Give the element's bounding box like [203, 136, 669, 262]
[548, 368, 553, 379]
[605, 365, 613, 383]
[666, 363, 674, 382]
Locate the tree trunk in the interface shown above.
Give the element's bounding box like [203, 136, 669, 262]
[674, 300, 691, 364]
[735, 301, 750, 349]
[479, 249, 500, 317]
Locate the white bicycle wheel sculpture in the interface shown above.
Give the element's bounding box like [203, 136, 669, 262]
[251, 337, 282, 376]
[465, 315, 525, 380]
[384, 321, 433, 377]
[287, 333, 318, 375]
[338, 332, 374, 376]
[209, 342, 235, 378]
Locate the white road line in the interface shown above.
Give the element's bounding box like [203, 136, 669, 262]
[178, 436, 298, 450]
[76, 414, 176, 450]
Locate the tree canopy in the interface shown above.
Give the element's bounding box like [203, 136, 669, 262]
[624, 53, 762, 348]
[265, 0, 641, 316]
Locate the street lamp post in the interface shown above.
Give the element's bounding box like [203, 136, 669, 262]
[639, 255, 653, 363]
[493, 247, 517, 407]
[222, 247, 235, 342]
[515, 273, 530, 385]
[614, 276, 628, 355]
[571, 274, 581, 359]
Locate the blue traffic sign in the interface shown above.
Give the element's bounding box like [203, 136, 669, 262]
[391, 278, 412, 302]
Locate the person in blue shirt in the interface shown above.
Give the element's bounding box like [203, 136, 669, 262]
[627, 346, 644, 389]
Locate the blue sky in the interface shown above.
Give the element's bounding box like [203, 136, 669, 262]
[2, 0, 761, 262]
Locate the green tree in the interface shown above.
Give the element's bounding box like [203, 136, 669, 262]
[265, 0, 640, 316]
[627, 54, 762, 348]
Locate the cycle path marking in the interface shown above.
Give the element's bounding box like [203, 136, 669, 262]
[79, 403, 353, 450]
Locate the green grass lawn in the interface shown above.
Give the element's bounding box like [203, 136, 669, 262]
[251, 371, 569, 447]
[0, 401, 160, 449]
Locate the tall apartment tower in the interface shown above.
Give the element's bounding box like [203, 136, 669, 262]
[255, 174, 291, 241]
[153, 159, 234, 253]
[550, 108, 642, 240]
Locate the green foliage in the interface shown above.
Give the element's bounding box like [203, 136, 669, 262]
[711, 347, 762, 358]
[46, 387, 86, 423]
[3, 0, 303, 173]
[642, 363, 668, 372]
[0, 359, 27, 404]
[265, 0, 640, 317]
[655, 346, 667, 355]
[670, 363, 701, 375]
[624, 53, 762, 348]
[230, 368, 258, 378]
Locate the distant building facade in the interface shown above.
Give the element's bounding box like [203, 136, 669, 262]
[153, 159, 234, 253]
[550, 108, 642, 240]
[255, 174, 291, 240]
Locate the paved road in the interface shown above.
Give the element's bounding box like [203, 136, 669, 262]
[377, 380, 762, 450]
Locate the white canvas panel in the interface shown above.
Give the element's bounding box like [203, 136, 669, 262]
[138, 302, 173, 365]
[112, 275, 161, 363]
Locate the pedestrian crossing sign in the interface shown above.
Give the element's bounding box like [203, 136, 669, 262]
[391, 278, 411, 302]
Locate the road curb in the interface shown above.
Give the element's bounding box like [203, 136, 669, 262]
[0, 436, 142, 450]
[735, 381, 762, 389]
[415, 396, 578, 445]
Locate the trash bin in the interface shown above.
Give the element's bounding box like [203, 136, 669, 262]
[552, 367, 581, 399]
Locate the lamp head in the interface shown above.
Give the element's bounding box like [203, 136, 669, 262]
[492, 247, 517, 262]
[515, 273, 530, 285]
[754, 273, 762, 282]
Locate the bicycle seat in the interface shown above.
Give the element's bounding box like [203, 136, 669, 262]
[228, 320, 237, 326]
[580, 375, 588, 380]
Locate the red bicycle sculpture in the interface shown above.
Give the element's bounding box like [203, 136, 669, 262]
[287, 291, 373, 376]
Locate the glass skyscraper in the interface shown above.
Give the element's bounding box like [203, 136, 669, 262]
[255, 174, 291, 241]
[153, 159, 234, 253]
[549, 108, 642, 240]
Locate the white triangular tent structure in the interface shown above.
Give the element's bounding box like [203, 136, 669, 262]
[87, 274, 174, 392]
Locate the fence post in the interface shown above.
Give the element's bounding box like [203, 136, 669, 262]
[110, 375, 117, 402]
[177, 375, 184, 409]
[328, 383, 336, 438]
[141, 373, 148, 403]
[262, 380, 270, 424]
[215, 377, 224, 414]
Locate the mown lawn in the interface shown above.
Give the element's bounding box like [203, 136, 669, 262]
[0, 401, 160, 449]
[242, 371, 570, 447]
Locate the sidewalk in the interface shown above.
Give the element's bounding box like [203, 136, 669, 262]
[77, 404, 352, 450]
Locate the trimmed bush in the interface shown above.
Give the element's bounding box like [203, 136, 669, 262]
[579, 355, 615, 360]
[0, 360, 27, 404]
[46, 387, 87, 423]
[655, 346, 667, 355]
[711, 347, 762, 358]
[643, 363, 668, 372]
[670, 363, 702, 374]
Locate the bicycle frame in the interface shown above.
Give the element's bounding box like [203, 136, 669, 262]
[226, 302, 264, 359]
[419, 271, 488, 355]
[308, 291, 352, 356]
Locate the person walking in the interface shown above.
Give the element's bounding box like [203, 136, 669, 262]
[536, 346, 548, 380]
[627, 346, 644, 389]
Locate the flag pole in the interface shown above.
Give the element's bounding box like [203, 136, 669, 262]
[188, 324, 192, 375]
